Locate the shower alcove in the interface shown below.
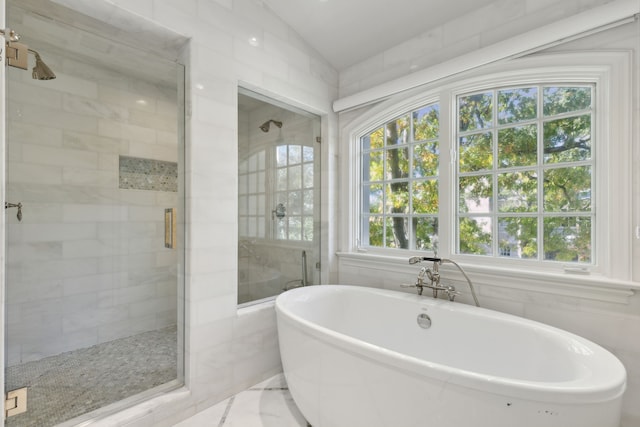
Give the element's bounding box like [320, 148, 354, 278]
[3, 0, 186, 425]
[237, 88, 321, 306]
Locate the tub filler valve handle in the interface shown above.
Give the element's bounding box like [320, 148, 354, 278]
[443, 285, 461, 301]
[400, 282, 422, 295]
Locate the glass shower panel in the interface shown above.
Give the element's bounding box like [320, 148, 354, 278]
[238, 89, 321, 305]
[4, 1, 185, 425]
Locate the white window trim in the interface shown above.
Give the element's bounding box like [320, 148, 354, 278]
[339, 51, 638, 298]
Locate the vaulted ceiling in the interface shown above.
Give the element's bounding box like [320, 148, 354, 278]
[262, 0, 498, 70]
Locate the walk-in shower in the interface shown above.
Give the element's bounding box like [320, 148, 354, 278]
[3, 0, 186, 425]
[238, 89, 321, 305]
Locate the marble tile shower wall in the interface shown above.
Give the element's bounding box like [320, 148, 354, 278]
[35, 0, 340, 425]
[5, 8, 179, 364]
[238, 102, 320, 303]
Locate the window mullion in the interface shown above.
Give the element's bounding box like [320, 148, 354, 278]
[267, 150, 275, 240]
[537, 84, 544, 261]
[492, 89, 499, 258]
[408, 117, 415, 250]
[382, 145, 387, 248]
[438, 93, 452, 258]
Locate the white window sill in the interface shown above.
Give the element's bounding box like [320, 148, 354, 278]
[336, 252, 638, 304]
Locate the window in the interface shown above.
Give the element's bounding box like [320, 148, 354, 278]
[360, 104, 439, 251]
[456, 86, 594, 263]
[359, 83, 597, 266]
[239, 150, 267, 239]
[349, 52, 632, 284]
[239, 144, 315, 242]
[275, 144, 315, 242]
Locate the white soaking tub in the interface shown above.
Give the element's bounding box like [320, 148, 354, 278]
[275, 285, 626, 427]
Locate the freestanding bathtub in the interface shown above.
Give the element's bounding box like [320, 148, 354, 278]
[275, 285, 626, 427]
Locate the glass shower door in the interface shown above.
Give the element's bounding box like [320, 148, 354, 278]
[238, 89, 321, 305]
[3, 1, 185, 425]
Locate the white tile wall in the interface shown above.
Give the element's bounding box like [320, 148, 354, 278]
[7, 0, 339, 426]
[4, 5, 180, 366]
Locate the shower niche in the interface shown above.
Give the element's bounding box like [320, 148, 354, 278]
[237, 89, 321, 305]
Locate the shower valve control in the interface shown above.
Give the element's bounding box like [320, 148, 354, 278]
[273, 203, 286, 220]
[5, 202, 23, 222]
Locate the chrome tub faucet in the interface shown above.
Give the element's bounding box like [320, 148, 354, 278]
[403, 256, 480, 307]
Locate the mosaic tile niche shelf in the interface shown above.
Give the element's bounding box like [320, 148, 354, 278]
[119, 156, 178, 192]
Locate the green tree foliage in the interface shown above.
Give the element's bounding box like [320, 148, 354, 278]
[386, 116, 410, 248]
[362, 85, 593, 264]
[458, 86, 593, 262]
[362, 105, 439, 250]
[459, 217, 492, 255]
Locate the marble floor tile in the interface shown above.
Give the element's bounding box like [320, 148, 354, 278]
[174, 374, 309, 427]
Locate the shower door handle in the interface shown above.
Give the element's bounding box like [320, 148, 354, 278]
[5, 202, 22, 222]
[164, 208, 176, 248]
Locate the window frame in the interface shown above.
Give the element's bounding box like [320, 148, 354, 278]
[342, 51, 632, 283]
[238, 148, 267, 239]
[359, 105, 440, 251]
[453, 83, 596, 263]
[274, 143, 316, 242]
[239, 143, 317, 243]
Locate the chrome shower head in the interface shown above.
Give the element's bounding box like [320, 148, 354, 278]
[29, 49, 56, 80]
[259, 119, 283, 132]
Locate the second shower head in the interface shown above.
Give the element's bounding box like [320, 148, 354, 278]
[259, 119, 282, 132]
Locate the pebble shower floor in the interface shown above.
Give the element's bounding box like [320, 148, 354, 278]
[5, 326, 177, 427]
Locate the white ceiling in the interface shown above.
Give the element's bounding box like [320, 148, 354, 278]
[262, 0, 498, 70]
